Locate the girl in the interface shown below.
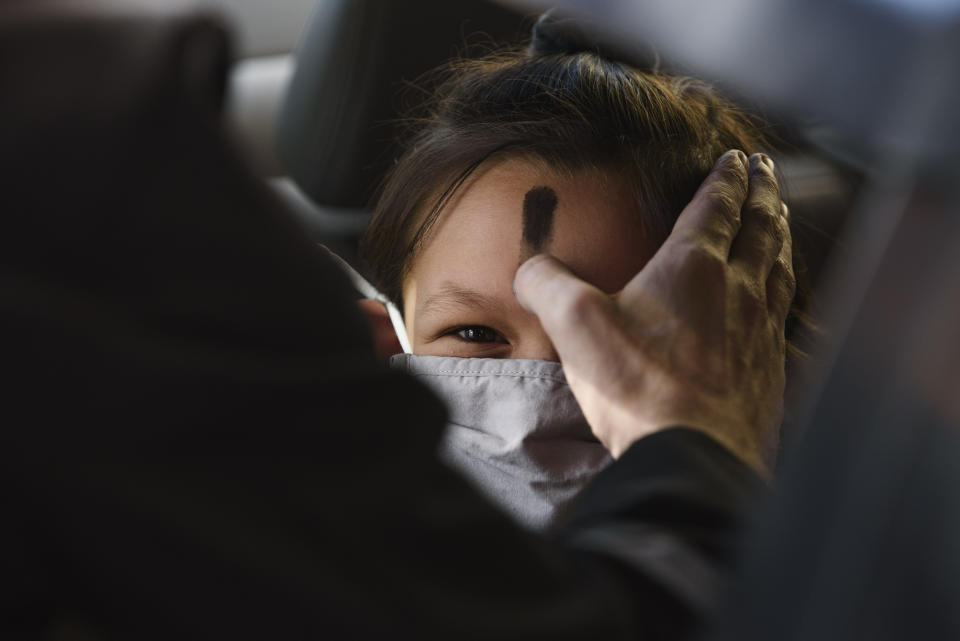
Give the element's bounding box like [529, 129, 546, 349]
[358, 16, 806, 530]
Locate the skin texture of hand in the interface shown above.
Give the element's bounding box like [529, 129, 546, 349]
[513, 150, 795, 478]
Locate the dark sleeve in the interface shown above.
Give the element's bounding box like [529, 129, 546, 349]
[557, 429, 767, 639]
[0, 8, 762, 641]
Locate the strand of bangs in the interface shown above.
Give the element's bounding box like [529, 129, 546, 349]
[404, 142, 519, 262]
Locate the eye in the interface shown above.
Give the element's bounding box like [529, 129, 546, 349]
[450, 325, 508, 344]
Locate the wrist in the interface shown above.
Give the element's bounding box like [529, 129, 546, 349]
[599, 409, 775, 480]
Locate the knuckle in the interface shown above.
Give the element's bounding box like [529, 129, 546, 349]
[779, 259, 798, 297]
[778, 209, 793, 239]
[696, 215, 738, 250]
[751, 162, 780, 193]
[768, 259, 797, 304]
[682, 242, 729, 286]
[685, 241, 727, 271]
[744, 203, 785, 244]
[705, 184, 743, 223]
[736, 274, 766, 307]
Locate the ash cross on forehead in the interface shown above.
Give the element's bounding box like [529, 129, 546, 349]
[521, 186, 558, 260]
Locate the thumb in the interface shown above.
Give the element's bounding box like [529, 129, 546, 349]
[513, 254, 618, 366]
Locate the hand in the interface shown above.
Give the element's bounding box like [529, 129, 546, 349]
[513, 150, 794, 478]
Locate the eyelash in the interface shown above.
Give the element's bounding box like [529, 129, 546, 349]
[445, 325, 508, 344]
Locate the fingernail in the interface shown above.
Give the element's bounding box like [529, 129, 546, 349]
[716, 150, 746, 169]
[760, 153, 774, 170]
[781, 201, 790, 219]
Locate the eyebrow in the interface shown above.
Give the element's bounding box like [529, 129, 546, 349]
[419, 282, 506, 317]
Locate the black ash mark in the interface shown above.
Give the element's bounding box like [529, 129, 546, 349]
[522, 186, 558, 253]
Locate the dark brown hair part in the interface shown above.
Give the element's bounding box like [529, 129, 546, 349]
[360, 45, 813, 353]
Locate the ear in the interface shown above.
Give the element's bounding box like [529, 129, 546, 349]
[357, 299, 405, 363]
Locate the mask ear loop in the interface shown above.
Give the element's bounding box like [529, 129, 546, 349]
[318, 245, 413, 354]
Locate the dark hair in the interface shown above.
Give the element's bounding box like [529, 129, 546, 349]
[360, 42, 813, 352]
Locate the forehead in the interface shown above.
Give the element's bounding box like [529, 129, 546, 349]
[406, 157, 654, 304]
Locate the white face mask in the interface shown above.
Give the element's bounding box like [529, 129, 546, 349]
[391, 354, 613, 531]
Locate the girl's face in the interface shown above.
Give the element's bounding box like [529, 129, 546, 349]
[402, 157, 656, 360]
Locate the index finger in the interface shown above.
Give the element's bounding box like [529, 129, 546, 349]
[664, 149, 749, 256]
[729, 154, 784, 277]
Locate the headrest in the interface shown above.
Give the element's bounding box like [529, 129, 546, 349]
[276, 0, 529, 209]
